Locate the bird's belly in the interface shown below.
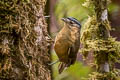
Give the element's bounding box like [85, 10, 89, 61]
[54, 38, 70, 62]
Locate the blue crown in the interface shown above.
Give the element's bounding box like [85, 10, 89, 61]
[67, 17, 81, 27]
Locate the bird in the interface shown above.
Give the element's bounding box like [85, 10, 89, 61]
[54, 17, 81, 74]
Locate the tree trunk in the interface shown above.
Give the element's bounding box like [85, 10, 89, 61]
[93, 0, 110, 73]
[0, 0, 52, 80]
[81, 0, 120, 80]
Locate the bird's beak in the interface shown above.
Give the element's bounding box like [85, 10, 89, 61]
[61, 18, 66, 22]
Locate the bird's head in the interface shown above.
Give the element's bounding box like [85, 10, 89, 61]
[61, 17, 81, 29]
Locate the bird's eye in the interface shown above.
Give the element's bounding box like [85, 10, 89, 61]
[70, 21, 74, 24]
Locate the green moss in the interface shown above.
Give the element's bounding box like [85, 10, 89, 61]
[80, 0, 120, 78]
[80, 16, 120, 64]
[82, 0, 93, 8]
[89, 70, 120, 80]
[0, 0, 37, 79]
[0, 0, 30, 33]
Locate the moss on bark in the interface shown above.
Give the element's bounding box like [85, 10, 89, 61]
[81, 0, 120, 79]
[0, 0, 52, 80]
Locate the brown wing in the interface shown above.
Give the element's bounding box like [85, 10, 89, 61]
[58, 40, 80, 74]
[68, 38, 80, 65]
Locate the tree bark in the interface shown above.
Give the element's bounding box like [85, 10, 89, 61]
[93, 0, 110, 73]
[0, 0, 52, 80]
[81, 0, 120, 79]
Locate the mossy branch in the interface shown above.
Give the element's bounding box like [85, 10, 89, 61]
[81, 0, 120, 79]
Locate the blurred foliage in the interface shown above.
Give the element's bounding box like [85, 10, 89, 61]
[55, 0, 94, 26]
[108, 3, 119, 12]
[55, 0, 119, 26]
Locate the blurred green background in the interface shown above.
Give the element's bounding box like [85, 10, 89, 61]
[48, 0, 120, 80]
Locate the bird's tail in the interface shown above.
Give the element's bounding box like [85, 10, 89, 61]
[58, 62, 70, 74]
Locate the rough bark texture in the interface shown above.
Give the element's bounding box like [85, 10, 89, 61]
[0, 0, 52, 80]
[90, 0, 119, 79]
[81, 0, 120, 80]
[93, 0, 110, 73]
